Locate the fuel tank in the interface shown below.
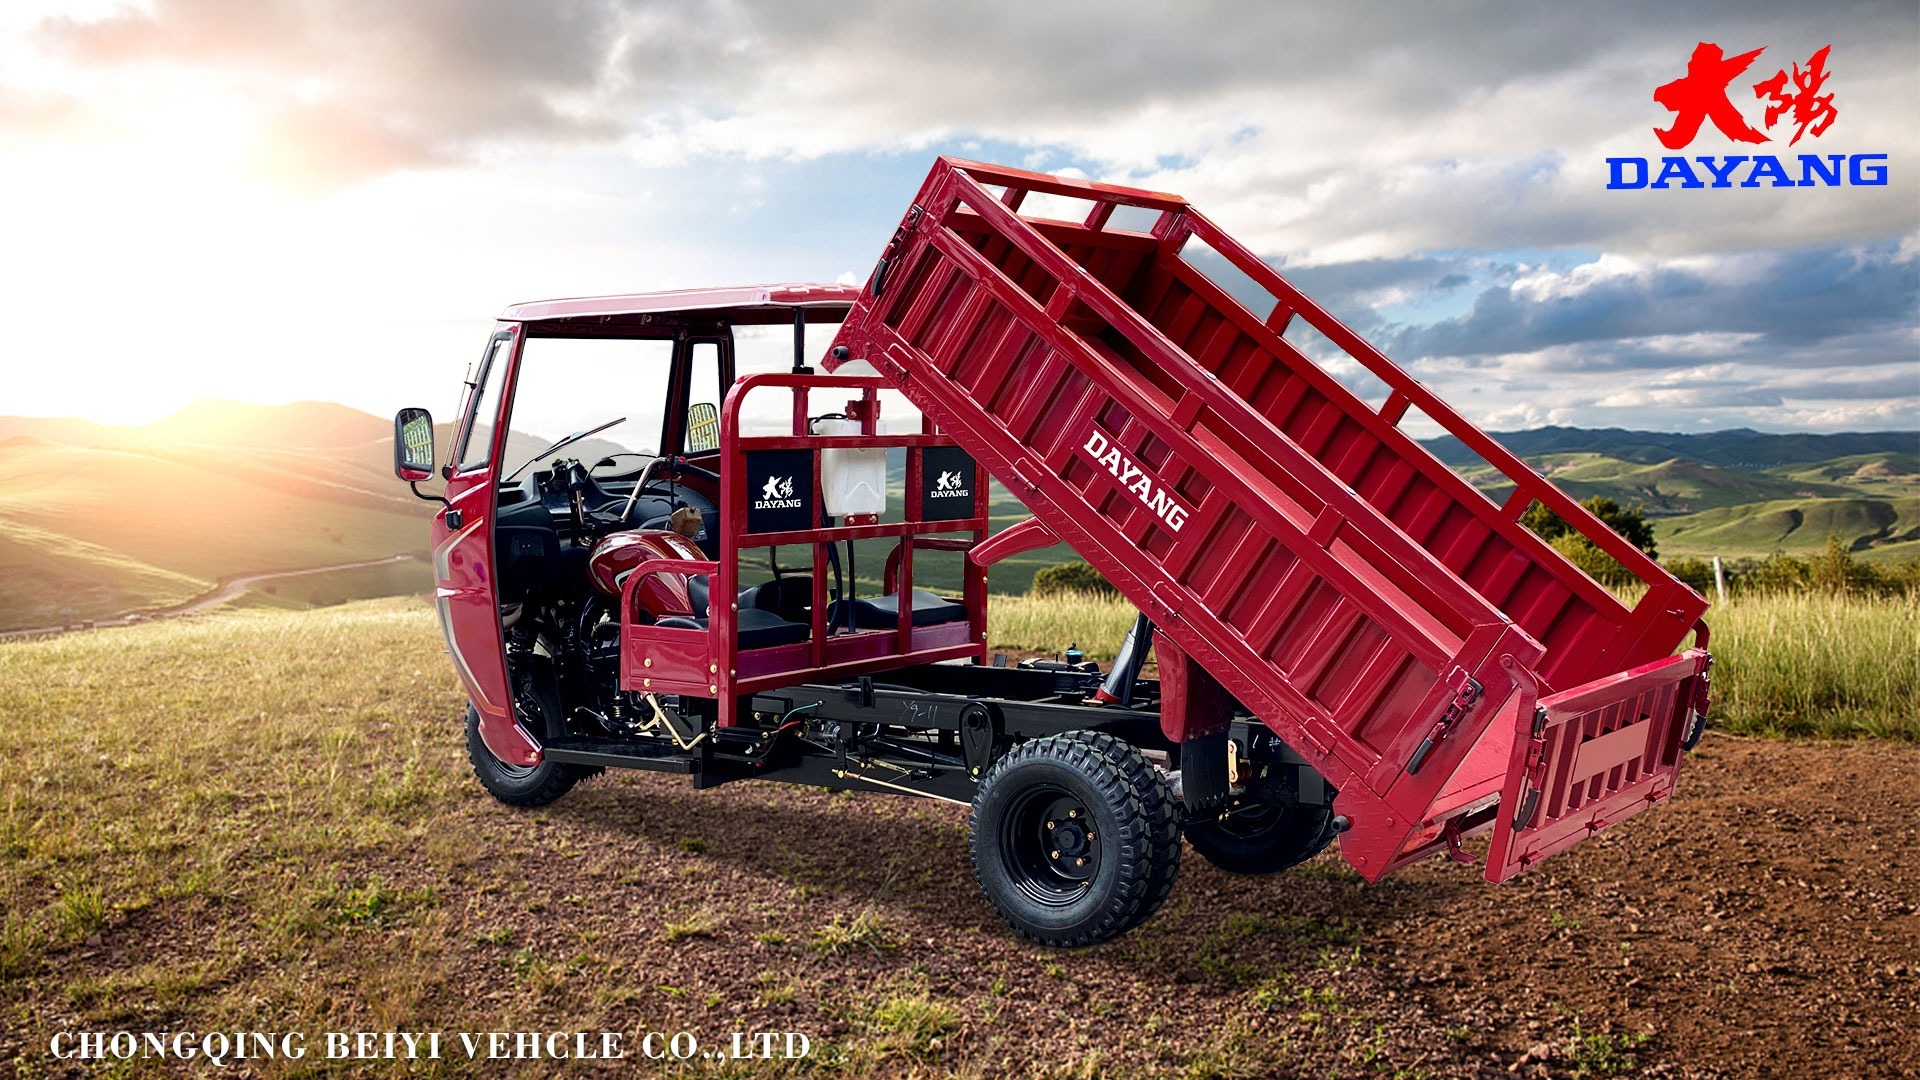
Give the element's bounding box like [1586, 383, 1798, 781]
[586, 529, 703, 618]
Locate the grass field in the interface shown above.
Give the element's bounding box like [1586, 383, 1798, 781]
[0, 596, 1913, 1076]
[1653, 494, 1920, 564]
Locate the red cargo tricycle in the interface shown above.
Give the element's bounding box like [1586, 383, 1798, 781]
[394, 160, 1712, 947]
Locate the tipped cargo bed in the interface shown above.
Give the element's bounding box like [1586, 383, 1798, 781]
[828, 158, 1711, 881]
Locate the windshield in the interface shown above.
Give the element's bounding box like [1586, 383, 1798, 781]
[501, 337, 681, 478]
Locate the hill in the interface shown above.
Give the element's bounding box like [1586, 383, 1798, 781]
[1448, 452, 1866, 515]
[1654, 495, 1920, 562]
[0, 402, 433, 630]
[1422, 426, 1918, 470]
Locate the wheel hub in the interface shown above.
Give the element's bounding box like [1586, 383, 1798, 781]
[1003, 790, 1101, 902]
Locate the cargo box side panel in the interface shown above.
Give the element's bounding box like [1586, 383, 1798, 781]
[860, 198, 1533, 830]
[1123, 252, 1639, 691]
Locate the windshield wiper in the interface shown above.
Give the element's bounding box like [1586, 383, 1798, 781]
[505, 417, 626, 481]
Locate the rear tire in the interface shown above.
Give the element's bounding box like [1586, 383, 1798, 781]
[1184, 798, 1337, 875]
[464, 704, 588, 807]
[968, 731, 1180, 948]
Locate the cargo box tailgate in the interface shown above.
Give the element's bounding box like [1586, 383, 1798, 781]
[1486, 647, 1712, 882]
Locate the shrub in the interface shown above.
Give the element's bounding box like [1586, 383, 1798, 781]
[1664, 555, 1715, 594]
[1030, 560, 1117, 599]
[1728, 538, 1916, 599]
[1523, 496, 1658, 558]
[1550, 533, 1633, 588]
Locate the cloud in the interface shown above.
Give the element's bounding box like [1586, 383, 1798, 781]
[1384, 240, 1917, 362]
[11, 0, 1914, 251]
[3, 1, 1913, 432]
[34, 0, 631, 186]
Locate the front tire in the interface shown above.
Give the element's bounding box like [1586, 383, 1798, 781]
[464, 704, 588, 807]
[968, 731, 1180, 948]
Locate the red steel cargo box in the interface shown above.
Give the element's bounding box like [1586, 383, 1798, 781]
[828, 158, 1712, 881]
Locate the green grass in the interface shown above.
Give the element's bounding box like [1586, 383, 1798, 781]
[809, 910, 898, 955]
[989, 589, 1918, 739]
[0, 598, 468, 1036]
[1704, 591, 1918, 738]
[987, 592, 1140, 659]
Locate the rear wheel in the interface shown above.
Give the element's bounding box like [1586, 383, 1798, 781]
[1183, 796, 1337, 875]
[968, 731, 1180, 948]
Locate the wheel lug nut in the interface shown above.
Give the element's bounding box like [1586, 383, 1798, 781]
[1068, 809, 1078, 818]
[1051, 850, 1061, 859]
[1046, 821, 1055, 830]
[1076, 858, 1086, 867]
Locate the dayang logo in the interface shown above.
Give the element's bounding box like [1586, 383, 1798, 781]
[930, 470, 968, 497]
[1608, 42, 1888, 190]
[1079, 431, 1190, 533]
[755, 475, 801, 509]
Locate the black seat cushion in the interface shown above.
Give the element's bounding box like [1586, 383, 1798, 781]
[832, 589, 968, 630]
[737, 575, 813, 623]
[655, 608, 809, 650]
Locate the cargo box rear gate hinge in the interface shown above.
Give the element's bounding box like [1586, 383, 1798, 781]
[1510, 706, 1551, 830]
[1404, 668, 1483, 775]
[867, 204, 924, 298]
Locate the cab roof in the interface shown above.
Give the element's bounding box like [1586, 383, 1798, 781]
[499, 283, 861, 326]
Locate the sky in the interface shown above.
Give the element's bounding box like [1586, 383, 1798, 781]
[0, 0, 1915, 434]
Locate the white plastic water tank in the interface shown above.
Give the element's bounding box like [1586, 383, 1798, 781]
[817, 417, 887, 517]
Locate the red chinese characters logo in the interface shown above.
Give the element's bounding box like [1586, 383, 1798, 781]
[1652, 42, 1838, 150]
[1754, 45, 1837, 146]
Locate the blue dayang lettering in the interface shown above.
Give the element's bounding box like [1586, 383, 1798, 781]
[1606, 152, 1889, 191]
[1651, 156, 1703, 189]
[1606, 157, 1648, 189]
[1695, 155, 1747, 187]
[1798, 154, 1844, 186]
[1742, 155, 1794, 187]
[1851, 153, 1889, 185]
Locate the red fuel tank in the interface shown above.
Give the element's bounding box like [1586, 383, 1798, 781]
[586, 530, 702, 618]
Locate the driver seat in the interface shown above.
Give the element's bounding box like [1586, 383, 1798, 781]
[588, 529, 810, 650]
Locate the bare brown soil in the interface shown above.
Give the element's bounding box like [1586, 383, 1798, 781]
[9, 733, 1917, 1079]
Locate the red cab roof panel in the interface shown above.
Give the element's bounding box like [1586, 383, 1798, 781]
[500, 283, 861, 325]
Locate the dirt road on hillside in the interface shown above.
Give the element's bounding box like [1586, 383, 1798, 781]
[0, 554, 415, 639]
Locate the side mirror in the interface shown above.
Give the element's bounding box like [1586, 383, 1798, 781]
[685, 402, 720, 454]
[394, 407, 436, 482]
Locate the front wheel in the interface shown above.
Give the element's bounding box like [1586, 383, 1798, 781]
[968, 731, 1180, 948]
[464, 705, 589, 807]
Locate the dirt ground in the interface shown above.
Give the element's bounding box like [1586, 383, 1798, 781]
[10, 732, 1918, 1079]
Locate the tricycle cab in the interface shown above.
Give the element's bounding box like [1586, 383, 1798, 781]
[418, 285, 990, 766]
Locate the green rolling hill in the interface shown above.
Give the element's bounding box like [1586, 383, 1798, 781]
[1449, 452, 1866, 514]
[1654, 496, 1920, 562]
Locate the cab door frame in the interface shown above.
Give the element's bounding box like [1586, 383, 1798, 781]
[435, 323, 539, 765]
